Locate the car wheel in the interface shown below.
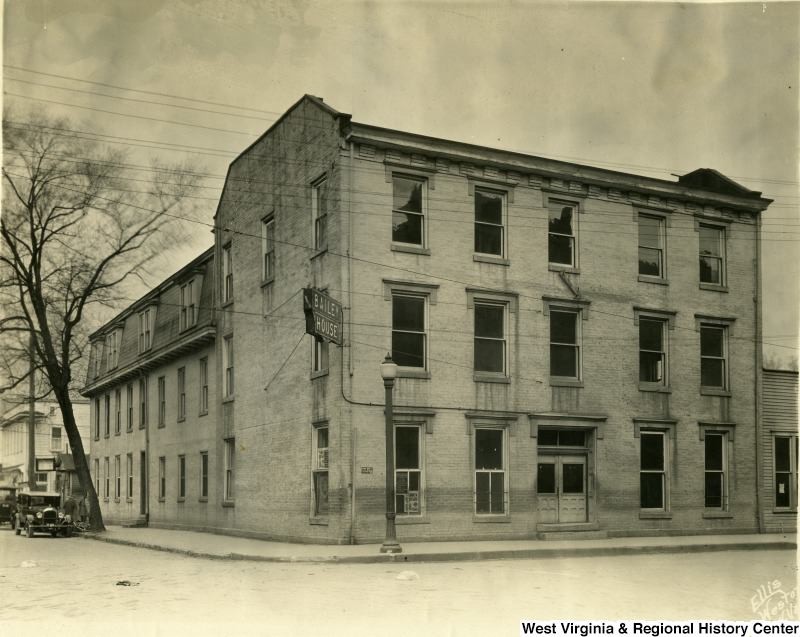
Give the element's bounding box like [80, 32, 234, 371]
[26, 524, 33, 538]
[51, 531, 58, 538]
[63, 527, 72, 538]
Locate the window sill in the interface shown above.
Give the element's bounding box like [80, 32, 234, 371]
[126, 428, 133, 433]
[639, 511, 672, 519]
[222, 500, 235, 508]
[391, 243, 430, 256]
[699, 283, 728, 293]
[103, 497, 109, 502]
[310, 369, 329, 380]
[177, 417, 186, 424]
[104, 434, 110, 439]
[473, 514, 511, 523]
[222, 396, 235, 404]
[700, 388, 732, 397]
[126, 498, 133, 503]
[473, 372, 510, 384]
[548, 263, 579, 274]
[199, 497, 208, 503]
[473, 254, 510, 266]
[221, 300, 234, 309]
[771, 508, 797, 514]
[139, 425, 146, 431]
[638, 384, 672, 394]
[310, 247, 328, 260]
[397, 369, 431, 380]
[114, 498, 120, 503]
[177, 498, 185, 503]
[702, 511, 733, 519]
[199, 411, 208, 418]
[157, 498, 165, 503]
[309, 516, 329, 526]
[260, 276, 275, 289]
[396, 515, 430, 525]
[549, 377, 583, 388]
[638, 275, 668, 286]
[157, 423, 165, 429]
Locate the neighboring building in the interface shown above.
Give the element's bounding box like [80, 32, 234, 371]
[84, 95, 773, 543]
[760, 369, 798, 532]
[82, 248, 216, 527]
[0, 394, 90, 496]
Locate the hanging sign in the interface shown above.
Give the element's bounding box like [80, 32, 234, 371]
[303, 288, 343, 345]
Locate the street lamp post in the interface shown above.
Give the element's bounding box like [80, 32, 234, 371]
[380, 354, 402, 554]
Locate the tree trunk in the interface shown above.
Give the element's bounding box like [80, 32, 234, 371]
[54, 388, 105, 531]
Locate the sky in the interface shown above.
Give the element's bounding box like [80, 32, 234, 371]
[2, 0, 798, 367]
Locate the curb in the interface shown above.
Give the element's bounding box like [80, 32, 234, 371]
[80, 533, 797, 565]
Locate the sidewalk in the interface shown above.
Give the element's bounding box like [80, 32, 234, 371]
[81, 526, 797, 564]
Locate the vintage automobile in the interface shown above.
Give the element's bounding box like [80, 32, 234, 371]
[14, 491, 73, 538]
[0, 486, 16, 527]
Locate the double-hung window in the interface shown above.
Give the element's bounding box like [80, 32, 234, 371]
[700, 324, 728, 390]
[50, 427, 62, 452]
[139, 377, 148, 429]
[177, 367, 186, 421]
[199, 357, 208, 414]
[126, 453, 133, 499]
[222, 244, 233, 303]
[180, 280, 196, 330]
[262, 216, 276, 281]
[698, 224, 725, 286]
[103, 457, 110, 499]
[312, 426, 329, 517]
[640, 431, 667, 510]
[474, 302, 506, 374]
[114, 455, 121, 499]
[103, 394, 110, 437]
[636, 309, 675, 389]
[94, 459, 100, 497]
[391, 294, 426, 369]
[550, 310, 580, 380]
[114, 388, 121, 434]
[223, 438, 235, 502]
[126, 383, 134, 431]
[312, 337, 328, 375]
[158, 457, 166, 501]
[548, 199, 577, 267]
[138, 308, 152, 352]
[157, 376, 166, 427]
[474, 428, 507, 515]
[312, 176, 328, 252]
[199, 451, 209, 500]
[178, 455, 186, 500]
[704, 433, 727, 510]
[224, 336, 234, 398]
[392, 175, 425, 247]
[774, 435, 798, 510]
[94, 398, 100, 439]
[638, 214, 666, 279]
[106, 331, 118, 370]
[395, 425, 423, 515]
[474, 188, 505, 257]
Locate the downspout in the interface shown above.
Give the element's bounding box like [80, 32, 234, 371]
[347, 137, 357, 544]
[754, 212, 764, 533]
[141, 370, 150, 526]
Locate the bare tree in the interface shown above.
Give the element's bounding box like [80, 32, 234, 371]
[1, 109, 202, 530]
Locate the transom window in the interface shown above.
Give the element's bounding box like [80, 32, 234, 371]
[395, 425, 422, 515]
[537, 429, 586, 447]
[640, 431, 666, 510]
[474, 302, 505, 374]
[548, 200, 576, 266]
[638, 214, 665, 278]
[474, 188, 505, 256]
[550, 310, 580, 379]
[639, 318, 667, 385]
[391, 294, 426, 368]
[392, 176, 425, 246]
[700, 325, 727, 389]
[474, 428, 506, 515]
[699, 224, 725, 285]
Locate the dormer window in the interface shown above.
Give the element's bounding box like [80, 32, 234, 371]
[90, 340, 103, 377]
[138, 307, 154, 353]
[105, 330, 120, 370]
[180, 280, 196, 330]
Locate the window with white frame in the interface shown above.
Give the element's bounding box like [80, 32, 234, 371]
[474, 302, 506, 374]
[474, 427, 507, 515]
[94, 458, 100, 498]
[639, 318, 668, 386]
[222, 243, 233, 303]
[223, 438, 235, 501]
[104, 457, 110, 499]
[139, 377, 147, 429]
[638, 214, 666, 278]
[224, 336, 234, 398]
[312, 425, 329, 517]
[199, 357, 209, 414]
[114, 455, 121, 499]
[774, 435, 798, 510]
[138, 308, 153, 352]
[50, 427, 62, 452]
[178, 455, 186, 500]
[640, 431, 667, 510]
[199, 451, 209, 500]
[392, 175, 425, 247]
[177, 366, 186, 421]
[94, 398, 100, 439]
[126, 383, 134, 431]
[550, 309, 581, 379]
[698, 224, 725, 286]
[474, 188, 505, 257]
[126, 453, 133, 499]
[157, 376, 166, 426]
[312, 337, 328, 374]
[704, 432, 727, 510]
[548, 199, 577, 266]
[700, 324, 728, 390]
[104, 394, 111, 437]
[106, 331, 119, 370]
[262, 215, 276, 280]
[91, 341, 103, 377]
[392, 294, 426, 369]
[312, 176, 328, 251]
[395, 425, 422, 515]
[114, 388, 121, 434]
[158, 456, 166, 501]
[180, 280, 196, 330]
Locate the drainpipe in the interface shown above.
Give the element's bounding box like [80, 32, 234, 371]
[142, 371, 150, 526]
[754, 212, 764, 533]
[347, 137, 357, 544]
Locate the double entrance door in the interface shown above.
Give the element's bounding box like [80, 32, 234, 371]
[536, 455, 587, 524]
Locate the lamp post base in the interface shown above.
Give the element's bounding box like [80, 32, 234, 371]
[380, 540, 403, 554]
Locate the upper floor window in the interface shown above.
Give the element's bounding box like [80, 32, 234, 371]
[177, 367, 186, 421]
[157, 376, 166, 427]
[114, 388, 121, 434]
[638, 214, 666, 279]
[180, 280, 196, 330]
[199, 357, 209, 415]
[639, 318, 667, 387]
[126, 384, 134, 431]
[91, 341, 103, 377]
[138, 308, 153, 353]
[700, 324, 728, 390]
[474, 188, 505, 257]
[222, 244, 233, 303]
[392, 176, 425, 247]
[548, 200, 576, 267]
[262, 216, 275, 281]
[312, 176, 328, 252]
[550, 309, 581, 380]
[224, 335, 234, 398]
[104, 394, 111, 437]
[698, 224, 726, 286]
[392, 294, 426, 369]
[105, 331, 119, 370]
[139, 377, 148, 429]
[474, 302, 506, 375]
[312, 337, 329, 375]
[50, 427, 62, 452]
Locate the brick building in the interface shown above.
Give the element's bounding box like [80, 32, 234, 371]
[84, 95, 774, 542]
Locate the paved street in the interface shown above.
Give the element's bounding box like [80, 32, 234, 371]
[0, 528, 796, 636]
